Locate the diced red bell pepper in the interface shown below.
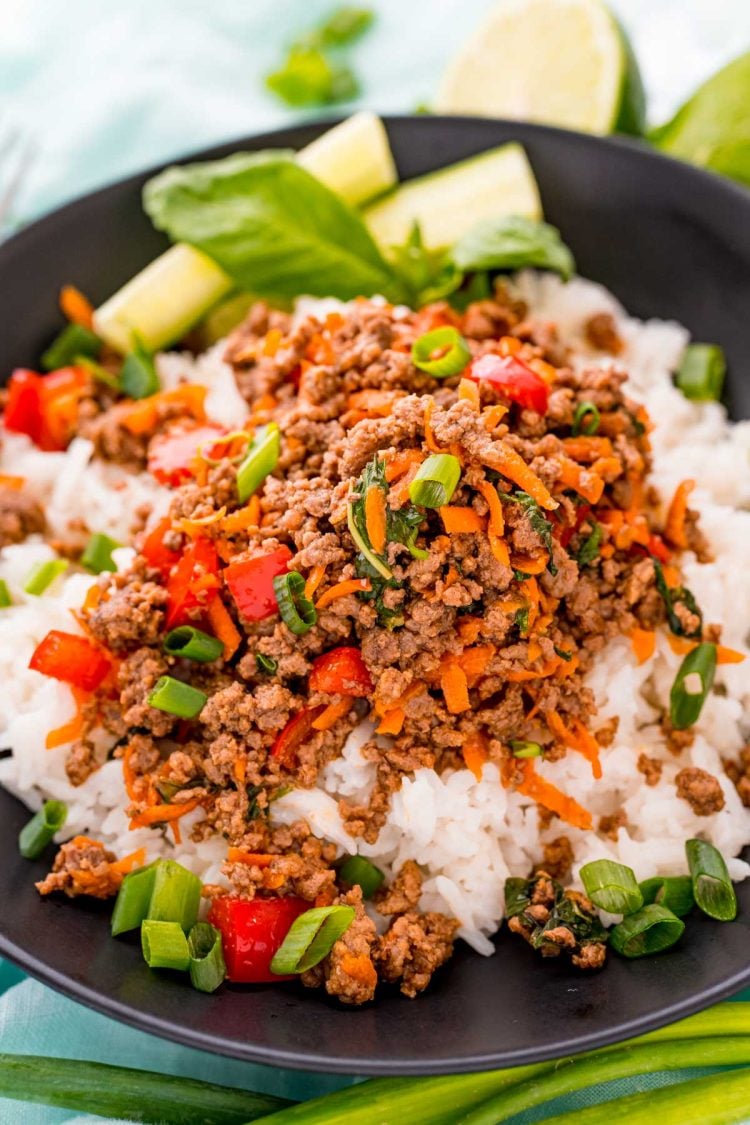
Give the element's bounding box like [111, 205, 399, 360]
[223, 546, 292, 622]
[309, 646, 373, 697]
[147, 424, 226, 488]
[4, 367, 89, 451]
[29, 630, 111, 692]
[467, 354, 549, 414]
[4, 370, 44, 446]
[140, 517, 181, 579]
[165, 538, 220, 628]
[271, 706, 324, 769]
[556, 504, 592, 548]
[208, 894, 309, 982]
[647, 533, 672, 564]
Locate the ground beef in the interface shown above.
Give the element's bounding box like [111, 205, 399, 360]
[637, 753, 663, 786]
[86, 564, 168, 652]
[599, 810, 627, 840]
[301, 887, 379, 1005]
[375, 860, 423, 915]
[537, 836, 573, 880]
[675, 767, 726, 815]
[118, 648, 175, 737]
[373, 911, 458, 998]
[584, 312, 624, 354]
[724, 747, 750, 808]
[0, 486, 45, 547]
[36, 838, 121, 899]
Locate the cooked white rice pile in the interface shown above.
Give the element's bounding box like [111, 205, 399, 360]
[1, 274, 749, 955]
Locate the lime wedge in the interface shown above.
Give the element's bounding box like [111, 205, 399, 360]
[650, 51, 750, 180]
[435, 0, 645, 136]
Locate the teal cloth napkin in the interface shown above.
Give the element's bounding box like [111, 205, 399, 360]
[1, 2, 748, 1122]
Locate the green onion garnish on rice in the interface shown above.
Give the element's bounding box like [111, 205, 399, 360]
[163, 625, 224, 663]
[580, 859, 643, 915]
[236, 423, 280, 503]
[0, 580, 12, 608]
[408, 453, 461, 508]
[685, 838, 737, 921]
[18, 799, 67, 859]
[572, 401, 600, 436]
[411, 326, 471, 378]
[141, 919, 191, 971]
[608, 903, 685, 958]
[273, 571, 317, 636]
[23, 559, 69, 596]
[669, 642, 716, 730]
[676, 343, 726, 402]
[147, 676, 207, 719]
[339, 855, 384, 898]
[510, 740, 543, 759]
[119, 336, 160, 399]
[187, 922, 226, 993]
[81, 532, 121, 575]
[270, 905, 355, 974]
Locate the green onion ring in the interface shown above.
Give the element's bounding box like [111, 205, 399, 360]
[338, 855, 384, 898]
[111, 863, 157, 936]
[147, 676, 207, 719]
[509, 740, 543, 760]
[81, 532, 121, 575]
[408, 453, 461, 508]
[572, 401, 601, 436]
[23, 559, 69, 596]
[163, 626, 224, 663]
[273, 571, 317, 636]
[639, 875, 694, 918]
[255, 653, 278, 675]
[669, 642, 716, 730]
[188, 922, 226, 992]
[676, 343, 726, 402]
[686, 838, 737, 921]
[609, 903, 685, 957]
[269, 905, 356, 974]
[237, 423, 280, 503]
[411, 327, 471, 378]
[18, 799, 68, 859]
[580, 858, 643, 915]
[141, 919, 191, 971]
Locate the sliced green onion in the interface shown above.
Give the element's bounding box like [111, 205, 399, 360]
[510, 740, 543, 759]
[23, 559, 69, 596]
[256, 653, 278, 675]
[80, 532, 121, 575]
[686, 838, 737, 921]
[575, 523, 602, 567]
[141, 919, 190, 971]
[237, 423, 280, 503]
[147, 859, 203, 931]
[408, 453, 461, 508]
[273, 571, 317, 636]
[676, 343, 726, 402]
[41, 323, 102, 372]
[120, 336, 160, 399]
[147, 676, 207, 719]
[18, 799, 67, 859]
[580, 859, 643, 915]
[163, 626, 224, 663]
[75, 354, 121, 390]
[572, 401, 601, 436]
[639, 875, 694, 918]
[609, 903, 685, 957]
[270, 904, 355, 974]
[346, 499, 392, 580]
[411, 327, 471, 378]
[669, 642, 716, 730]
[111, 863, 156, 936]
[339, 855, 384, 898]
[187, 922, 226, 993]
[0, 579, 11, 608]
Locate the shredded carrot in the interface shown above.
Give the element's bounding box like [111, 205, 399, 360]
[339, 953, 378, 988]
[440, 660, 470, 714]
[303, 564, 327, 601]
[457, 616, 482, 645]
[527, 639, 542, 664]
[314, 886, 338, 907]
[315, 578, 371, 610]
[489, 533, 511, 567]
[460, 644, 496, 684]
[480, 441, 558, 511]
[385, 448, 423, 482]
[527, 357, 557, 385]
[0, 474, 25, 490]
[517, 760, 593, 831]
[262, 328, 283, 357]
[510, 552, 548, 575]
[227, 848, 274, 868]
[591, 455, 623, 483]
[129, 798, 201, 830]
[667, 635, 746, 664]
[312, 697, 353, 730]
[45, 686, 89, 750]
[364, 485, 387, 555]
[440, 507, 486, 534]
[546, 710, 602, 780]
[423, 398, 441, 453]
[495, 593, 528, 615]
[122, 742, 140, 802]
[462, 735, 489, 781]
[249, 392, 279, 420]
[121, 385, 207, 436]
[483, 404, 508, 432]
[458, 378, 480, 408]
[206, 597, 242, 660]
[60, 284, 94, 329]
[630, 628, 656, 665]
[504, 660, 559, 682]
[220, 497, 261, 534]
[661, 564, 681, 589]
[555, 654, 580, 680]
[110, 847, 147, 877]
[664, 479, 695, 549]
[497, 336, 522, 356]
[476, 479, 504, 535]
[519, 576, 540, 631]
[562, 436, 614, 462]
[233, 757, 246, 785]
[557, 458, 605, 504]
[376, 707, 405, 736]
[176, 506, 228, 537]
[347, 389, 404, 416]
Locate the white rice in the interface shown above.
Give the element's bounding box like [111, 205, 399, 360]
[1, 274, 749, 953]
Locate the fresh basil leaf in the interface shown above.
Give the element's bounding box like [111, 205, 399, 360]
[653, 560, 703, 639]
[576, 523, 603, 567]
[390, 222, 463, 307]
[502, 489, 557, 575]
[265, 47, 358, 107]
[144, 154, 406, 304]
[120, 334, 160, 399]
[452, 215, 575, 281]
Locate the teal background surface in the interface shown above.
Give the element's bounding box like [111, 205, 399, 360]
[1, 1, 749, 1121]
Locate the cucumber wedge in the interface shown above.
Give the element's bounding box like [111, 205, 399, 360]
[364, 143, 542, 251]
[297, 111, 397, 207]
[93, 244, 232, 354]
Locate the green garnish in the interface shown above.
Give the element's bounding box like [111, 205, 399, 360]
[504, 874, 608, 950]
[18, 800, 67, 859]
[23, 559, 69, 596]
[255, 653, 278, 675]
[163, 626, 224, 664]
[187, 922, 226, 993]
[608, 903, 685, 958]
[147, 676, 207, 719]
[389, 222, 463, 307]
[580, 859, 643, 915]
[141, 919, 191, 971]
[111, 864, 157, 935]
[348, 456, 426, 582]
[265, 7, 373, 107]
[81, 532, 121, 575]
[451, 215, 575, 281]
[576, 523, 602, 567]
[120, 335, 160, 399]
[269, 905, 355, 974]
[510, 740, 542, 759]
[0, 579, 12, 608]
[502, 490, 557, 575]
[408, 453, 461, 507]
[273, 571, 318, 636]
[41, 323, 102, 372]
[639, 875, 694, 918]
[686, 838, 737, 921]
[669, 642, 716, 729]
[338, 855, 384, 898]
[676, 344, 726, 401]
[236, 423, 280, 503]
[572, 401, 601, 436]
[411, 327, 471, 378]
[515, 606, 530, 636]
[75, 355, 121, 390]
[653, 559, 703, 638]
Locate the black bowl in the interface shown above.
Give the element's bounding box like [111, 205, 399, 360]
[1, 117, 749, 1075]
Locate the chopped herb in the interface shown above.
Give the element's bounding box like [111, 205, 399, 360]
[265, 7, 374, 108]
[576, 523, 603, 566]
[515, 606, 530, 637]
[255, 653, 278, 675]
[349, 456, 426, 579]
[120, 335, 160, 399]
[554, 646, 574, 661]
[41, 323, 102, 372]
[502, 490, 557, 575]
[505, 874, 608, 953]
[653, 560, 703, 638]
[513, 569, 531, 582]
[389, 222, 462, 308]
[245, 784, 263, 822]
